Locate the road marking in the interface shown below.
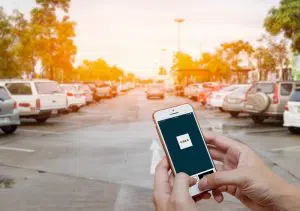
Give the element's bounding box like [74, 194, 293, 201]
[271, 145, 300, 152]
[0, 146, 35, 153]
[150, 139, 162, 175]
[18, 129, 63, 135]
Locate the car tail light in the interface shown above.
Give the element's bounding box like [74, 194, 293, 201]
[19, 103, 30, 108]
[284, 104, 289, 111]
[13, 101, 17, 109]
[67, 92, 74, 97]
[273, 84, 279, 104]
[36, 99, 41, 110]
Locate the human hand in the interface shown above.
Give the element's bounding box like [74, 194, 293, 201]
[153, 157, 211, 211]
[199, 132, 300, 211]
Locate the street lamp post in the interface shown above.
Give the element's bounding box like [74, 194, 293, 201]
[174, 18, 185, 51]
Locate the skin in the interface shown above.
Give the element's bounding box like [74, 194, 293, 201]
[153, 132, 300, 211]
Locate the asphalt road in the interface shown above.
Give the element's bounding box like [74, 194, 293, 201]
[1, 88, 300, 211]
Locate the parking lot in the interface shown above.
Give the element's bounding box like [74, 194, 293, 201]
[1, 88, 300, 211]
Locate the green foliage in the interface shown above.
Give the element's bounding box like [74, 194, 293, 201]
[31, 0, 76, 80]
[264, 0, 300, 53]
[75, 59, 125, 82]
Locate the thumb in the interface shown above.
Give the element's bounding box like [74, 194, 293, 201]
[198, 169, 249, 190]
[173, 173, 197, 197]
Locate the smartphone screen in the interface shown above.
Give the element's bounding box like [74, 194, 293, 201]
[158, 112, 214, 177]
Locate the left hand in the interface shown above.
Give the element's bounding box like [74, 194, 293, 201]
[153, 157, 212, 211]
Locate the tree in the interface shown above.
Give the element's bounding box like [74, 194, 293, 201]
[0, 7, 20, 78]
[158, 66, 167, 76]
[264, 0, 300, 53]
[198, 52, 231, 81]
[31, 0, 76, 80]
[254, 35, 290, 80]
[171, 51, 197, 71]
[220, 40, 254, 69]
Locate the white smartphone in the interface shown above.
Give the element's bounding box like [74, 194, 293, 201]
[153, 104, 216, 197]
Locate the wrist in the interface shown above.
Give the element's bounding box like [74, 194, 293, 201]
[273, 183, 300, 211]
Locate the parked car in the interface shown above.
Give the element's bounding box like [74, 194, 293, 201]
[146, 84, 165, 99]
[0, 85, 20, 134]
[184, 83, 203, 100]
[60, 84, 86, 112]
[2, 80, 67, 123]
[111, 84, 119, 97]
[76, 84, 94, 104]
[175, 85, 184, 96]
[244, 81, 300, 124]
[95, 83, 113, 99]
[284, 87, 300, 134]
[222, 84, 252, 117]
[210, 85, 240, 111]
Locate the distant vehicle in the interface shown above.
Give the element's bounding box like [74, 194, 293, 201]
[110, 84, 119, 97]
[210, 85, 240, 111]
[95, 83, 113, 99]
[146, 84, 165, 99]
[60, 84, 86, 112]
[175, 85, 184, 96]
[222, 84, 252, 117]
[76, 84, 94, 104]
[184, 83, 203, 100]
[2, 80, 67, 123]
[0, 85, 20, 134]
[284, 87, 300, 134]
[244, 81, 300, 124]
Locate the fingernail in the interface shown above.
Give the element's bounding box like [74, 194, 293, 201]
[198, 177, 208, 190]
[215, 195, 223, 203]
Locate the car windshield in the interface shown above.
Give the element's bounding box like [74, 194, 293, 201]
[61, 85, 76, 92]
[0, 87, 11, 101]
[221, 86, 237, 92]
[290, 90, 300, 102]
[149, 84, 163, 89]
[35, 82, 63, 94]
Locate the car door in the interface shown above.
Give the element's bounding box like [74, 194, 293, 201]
[0, 86, 15, 117]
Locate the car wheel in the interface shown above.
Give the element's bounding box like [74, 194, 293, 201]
[1, 125, 18, 134]
[219, 107, 225, 112]
[288, 127, 300, 134]
[35, 117, 49, 123]
[230, 112, 239, 118]
[252, 116, 265, 124]
[72, 107, 80, 112]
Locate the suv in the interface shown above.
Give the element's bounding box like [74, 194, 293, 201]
[2, 80, 67, 123]
[0, 85, 20, 134]
[244, 81, 300, 124]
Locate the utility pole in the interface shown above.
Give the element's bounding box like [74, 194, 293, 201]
[174, 18, 185, 52]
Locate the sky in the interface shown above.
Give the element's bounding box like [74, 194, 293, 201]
[1, 0, 280, 77]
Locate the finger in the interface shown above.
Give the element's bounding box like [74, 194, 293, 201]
[173, 173, 197, 198]
[203, 131, 239, 152]
[194, 192, 212, 202]
[208, 147, 225, 162]
[212, 189, 224, 203]
[154, 157, 171, 193]
[198, 169, 248, 190]
[168, 173, 175, 188]
[214, 163, 225, 171]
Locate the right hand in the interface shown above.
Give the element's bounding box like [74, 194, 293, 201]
[199, 132, 300, 211]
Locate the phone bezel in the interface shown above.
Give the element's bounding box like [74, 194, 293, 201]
[153, 104, 216, 197]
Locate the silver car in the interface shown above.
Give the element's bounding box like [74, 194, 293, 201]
[222, 84, 251, 117]
[0, 85, 20, 134]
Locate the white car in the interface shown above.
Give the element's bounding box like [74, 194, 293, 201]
[284, 88, 300, 134]
[2, 80, 67, 123]
[60, 84, 86, 112]
[184, 83, 203, 100]
[210, 85, 240, 110]
[74, 84, 94, 104]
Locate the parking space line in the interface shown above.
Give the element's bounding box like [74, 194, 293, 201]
[18, 129, 63, 135]
[270, 145, 300, 152]
[0, 146, 35, 153]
